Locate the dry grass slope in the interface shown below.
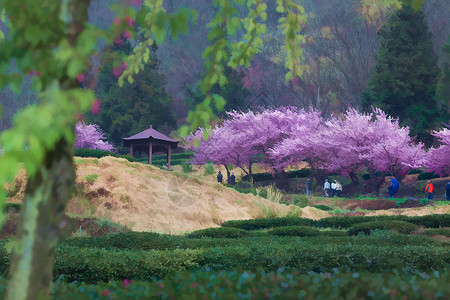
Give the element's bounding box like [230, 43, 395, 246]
[65, 157, 326, 233]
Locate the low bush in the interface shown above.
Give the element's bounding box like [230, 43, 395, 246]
[417, 172, 440, 181]
[268, 226, 320, 237]
[222, 217, 316, 230]
[418, 228, 450, 237]
[186, 227, 249, 239]
[0, 269, 447, 299]
[203, 163, 215, 176]
[3, 203, 21, 213]
[61, 231, 184, 250]
[242, 168, 311, 182]
[317, 214, 450, 229]
[222, 215, 450, 231]
[74, 149, 137, 162]
[408, 169, 423, 175]
[290, 194, 309, 207]
[313, 204, 333, 211]
[223, 184, 257, 195]
[0, 239, 445, 283]
[181, 162, 193, 173]
[348, 221, 419, 235]
[319, 230, 349, 237]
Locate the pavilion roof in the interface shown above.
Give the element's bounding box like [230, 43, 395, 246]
[122, 126, 179, 143]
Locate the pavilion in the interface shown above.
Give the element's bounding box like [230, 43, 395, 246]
[122, 125, 179, 167]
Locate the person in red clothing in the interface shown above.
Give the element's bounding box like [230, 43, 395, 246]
[425, 180, 434, 200]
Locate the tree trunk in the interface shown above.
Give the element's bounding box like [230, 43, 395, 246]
[6, 139, 75, 300]
[6, 1, 90, 298]
[349, 171, 362, 195]
[224, 164, 231, 182]
[368, 168, 385, 197]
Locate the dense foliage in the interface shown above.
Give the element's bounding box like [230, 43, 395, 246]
[362, 5, 448, 145]
[86, 41, 176, 147]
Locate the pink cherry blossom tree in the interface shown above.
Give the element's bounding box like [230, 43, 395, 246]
[425, 129, 450, 176]
[74, 121, 114, 152]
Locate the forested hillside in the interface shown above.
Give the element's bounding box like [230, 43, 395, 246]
[1, 0, 449, 135]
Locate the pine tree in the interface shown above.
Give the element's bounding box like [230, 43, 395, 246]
[87, 41, 176, 148]
[362, 5, 446, 145]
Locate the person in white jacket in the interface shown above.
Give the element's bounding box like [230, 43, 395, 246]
[324, 179, 331, 197]
[331, 180, 338, 197]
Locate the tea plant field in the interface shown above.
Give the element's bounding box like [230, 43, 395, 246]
[0, 214, 448, 299]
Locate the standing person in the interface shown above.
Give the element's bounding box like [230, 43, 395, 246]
[217, 171, 223, 183]
[306, 178, 312, 196]
[425, 180, 434, 200]
[324, 179, 331, 197]
[336, 181, 342, 197]
[387, 185, 394, 198]
[446, 181, 450, 201]
[392, 177, 399, 197]
[229, 172, 236, 185]
[331, 180, 338, 197]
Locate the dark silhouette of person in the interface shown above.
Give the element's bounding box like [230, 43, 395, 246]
[446, 181, 450, 201]
[217, 171, 223, 183]
[229, 172, 236, 185]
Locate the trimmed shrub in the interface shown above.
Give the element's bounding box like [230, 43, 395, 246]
[348, 221, 419, 235]
[222, 215, 450, 231]
[61, 231, 184, 250]
[406, 214, 450, 228]
[222, 217, 316, 230]
[0, 269, 448, 299]
[319, 230, 349, 237]
[313, 205, 332, 211]
[268, 226, 320, 237]
[242, 168, 312, 182]
[419, 228, 450, 237]
[417, 172, 440, 180]
[186, 227, 249, 239]
[74, 149, 137, 162]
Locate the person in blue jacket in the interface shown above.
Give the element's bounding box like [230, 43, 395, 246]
[391, 177, 399, 197]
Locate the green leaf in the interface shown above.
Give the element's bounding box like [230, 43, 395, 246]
[9, 74, 23, 94]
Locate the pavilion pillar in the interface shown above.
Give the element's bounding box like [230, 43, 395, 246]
[130, 143, 133, 157]
[148, 141, 153, 165]
[167, 145, 171, 168]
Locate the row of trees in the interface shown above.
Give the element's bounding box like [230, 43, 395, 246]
[186, 107, 449, 196]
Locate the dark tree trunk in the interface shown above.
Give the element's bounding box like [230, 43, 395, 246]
[6, 139, 75, 299]
[6, 1, 90, 299]
[224, 164, 231, 182]
[368, 168, 385, 197]
[349, 171, 362, 195]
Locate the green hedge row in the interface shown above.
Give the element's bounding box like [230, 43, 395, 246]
[222, 214, 450, 230]
[348, 221, 419, 235]
[186, 227, 250, 239]
[268, 226, 320, 237]
[59, 230, 445, 252]
[242, 168, 312, 182]
[0, 241, 446, 283]
[0, 269, 447, 299]
[74, 149, 137, 162]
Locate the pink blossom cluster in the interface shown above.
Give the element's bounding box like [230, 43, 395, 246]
[425, 129, 450, 176]
[74, 121, 114, 151]
[185, 107, 446, 182]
